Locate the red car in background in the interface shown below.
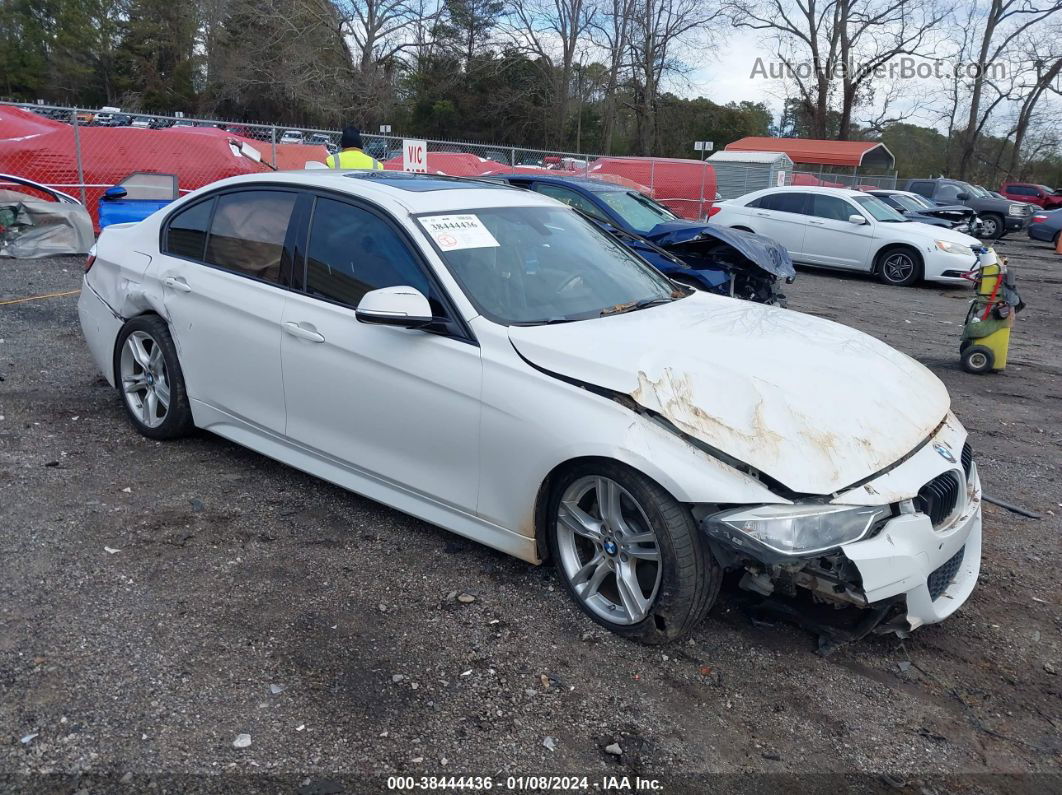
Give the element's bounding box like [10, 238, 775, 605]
[999, 182, 1062, 209]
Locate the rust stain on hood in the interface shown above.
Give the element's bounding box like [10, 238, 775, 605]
[509, 292, 951, 495]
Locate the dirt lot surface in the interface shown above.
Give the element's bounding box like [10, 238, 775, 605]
[1, 236, 1060, 793]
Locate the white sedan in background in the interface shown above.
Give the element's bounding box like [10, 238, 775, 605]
[78, 171, 981, 644]
[711, 186, 982, 286]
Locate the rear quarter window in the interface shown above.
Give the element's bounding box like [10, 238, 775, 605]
[204, 190, 298, 283]
[164, 199, 215, 260]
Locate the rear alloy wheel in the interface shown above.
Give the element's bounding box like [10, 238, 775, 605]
[876, 247, 922, 286]
[114, 316, 194, 440]
[548, 462, 720, 644]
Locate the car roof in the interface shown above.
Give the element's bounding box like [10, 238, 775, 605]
[506, 174, 627, 193]
[193, 170, 558, 214]
[751, 186, 868, 198]
[869, 189, 923, 199]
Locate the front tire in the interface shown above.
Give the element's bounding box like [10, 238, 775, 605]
[979, 214, 1004, 239]
[547, 461, 720, 644]
[113, 316, 195, 440]
[876, 246, 923, 286]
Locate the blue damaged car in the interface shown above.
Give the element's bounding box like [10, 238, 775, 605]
[495, 174, 795, 305]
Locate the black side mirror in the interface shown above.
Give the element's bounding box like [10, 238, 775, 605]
[103, 186, 128, 201]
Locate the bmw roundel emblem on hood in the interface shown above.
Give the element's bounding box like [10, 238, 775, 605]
[934, 442, 957, 463]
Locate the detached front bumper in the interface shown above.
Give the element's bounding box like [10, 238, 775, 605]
[841, 472, 982, 631]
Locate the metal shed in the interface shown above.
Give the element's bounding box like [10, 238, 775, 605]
[707, 151, 794, 200]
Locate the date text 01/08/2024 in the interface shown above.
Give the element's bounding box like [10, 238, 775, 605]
[385, 775, 664, 791]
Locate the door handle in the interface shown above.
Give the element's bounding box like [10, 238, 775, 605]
[283, 322, 325, 343]
[808, 220, 824, 225]
[755, 211, 770, 217]
[163, 276, 191, 292]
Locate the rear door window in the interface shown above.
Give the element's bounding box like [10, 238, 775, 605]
[164, 198, 215, 261]
[760, 192, 809, 214]
[205, 190, 298, 284]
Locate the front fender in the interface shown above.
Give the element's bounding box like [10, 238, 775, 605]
[476, 334, 787, 538]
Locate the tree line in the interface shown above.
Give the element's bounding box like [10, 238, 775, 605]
[2, 0, 1060, 184]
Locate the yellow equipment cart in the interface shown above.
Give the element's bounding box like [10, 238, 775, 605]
[959, 248, 1023, 374]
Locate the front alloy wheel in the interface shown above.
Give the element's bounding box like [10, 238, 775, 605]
[980, 215, 1002, 239]
[876, 246, 922, 287]
[547, 461, 720, 643]
[555, 475, 662, 625]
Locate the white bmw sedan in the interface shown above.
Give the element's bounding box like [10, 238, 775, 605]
[79, 171, 982, 643]
[711, 186, 983, 286]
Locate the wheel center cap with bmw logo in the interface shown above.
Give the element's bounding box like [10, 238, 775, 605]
[603, 539, 618, 556]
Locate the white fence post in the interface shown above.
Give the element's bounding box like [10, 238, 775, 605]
[71, 109, 87, 206]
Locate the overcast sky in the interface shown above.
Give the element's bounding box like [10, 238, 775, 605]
[676, 30, 1062, 137]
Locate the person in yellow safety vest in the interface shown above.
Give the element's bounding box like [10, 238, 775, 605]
[324, 126, 383, 170]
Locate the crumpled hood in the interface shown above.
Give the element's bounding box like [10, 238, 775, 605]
[644, 220, 713, 245]
[923, 203, 975, 218]
[645, 221, 796, 280]
[510, 292, 950, 495]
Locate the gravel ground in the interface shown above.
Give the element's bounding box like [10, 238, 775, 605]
[1, 236, 1060, 793]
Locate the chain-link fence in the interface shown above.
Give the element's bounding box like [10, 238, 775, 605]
[2, 101, 897, 228]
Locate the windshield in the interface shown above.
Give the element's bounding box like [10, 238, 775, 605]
[963, 183, 988, 198]
[852, 195, 907, 222]
[888, 194, 926, 213]
[419, 206, 680, 325]
[903, 194, 936, 209]
[596, 190, 678, 234]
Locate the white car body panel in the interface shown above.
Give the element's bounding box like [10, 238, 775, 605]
[279, 289, 483, 511]
[802, 215, 874, 268]
[78, 170, 982, 632]
[712, 186, 982, 283]
[160, 260, 288, 433]
[509, 293, 949, 496]
[747, 206, 808, 256]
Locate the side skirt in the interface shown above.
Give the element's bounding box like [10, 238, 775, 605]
[190, 400, 540, 564]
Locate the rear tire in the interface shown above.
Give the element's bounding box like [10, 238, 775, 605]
[875, 246, 923, 287]
[547, 460, 720, 644]
[113, 316, 195, 440]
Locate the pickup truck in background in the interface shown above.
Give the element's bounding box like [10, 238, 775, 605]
[905, 178, 1033, 239]
[999, 182, 1062, 210]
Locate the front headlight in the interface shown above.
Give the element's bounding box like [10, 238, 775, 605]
[1008, 204, 1024, 216]
[935, 239, 966, 254]
[706, 504, 891, 557]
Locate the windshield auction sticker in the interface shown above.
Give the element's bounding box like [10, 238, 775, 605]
[419, 214, 500, 251]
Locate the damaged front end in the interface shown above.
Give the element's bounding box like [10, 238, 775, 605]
[584, 211, 795, 306]
[691, 441, 983, 651]
[656, 226, 796, 307]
